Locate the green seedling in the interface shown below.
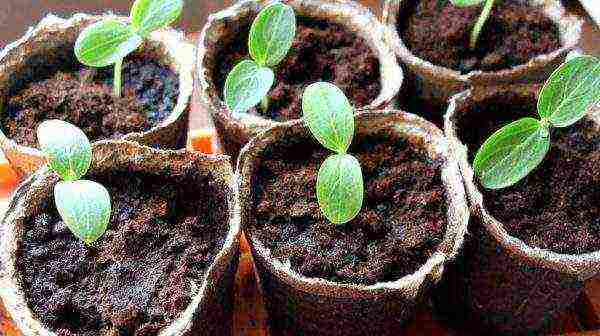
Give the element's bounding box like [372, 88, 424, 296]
[302, 82, 364, 224]
[38, 120, 111, 245]
[450, 0, 495, 50]
[474, 56, 600, 189]
[224, 2, 296, 114]
[75, 0, 184, 97]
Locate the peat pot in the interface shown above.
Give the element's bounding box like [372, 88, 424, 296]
[437, 84, 600, 334]
[382, 0, 583, 110]
[0, 13, 194, 176]
[238, 110, 470, 336]
[197, 0, 403, 159]
[0, 141, 241, 336]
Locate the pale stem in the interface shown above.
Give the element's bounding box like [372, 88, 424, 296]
[261, 95, 269, 112]
[113, 58, 123, 97]
[470, 0, 495, 49]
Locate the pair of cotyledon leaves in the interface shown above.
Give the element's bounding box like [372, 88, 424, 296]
[224, 2, 296, 114]
[474, 56, 600, 189]
[38, 120, 111, 245]
[75, 0, 184, 68]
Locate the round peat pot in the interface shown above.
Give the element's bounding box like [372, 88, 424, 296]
[0, 141, 241, 336]
[238, 111, 469, 336]
[0, 13, 194, 176]
[438, 85, 600, 334]
[382, 0, 582, 110]
[197, 0, 403, 159]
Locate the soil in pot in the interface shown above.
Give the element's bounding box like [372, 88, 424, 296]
[2, 54, 179, 147]
[454, 92, 600, 254]
[398, 0, 561, 73]
[16, 171, 229, 336]
[209, 17, 381, 122]
[248, 129, 447, 285]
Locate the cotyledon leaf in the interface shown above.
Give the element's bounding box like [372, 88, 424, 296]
[130, 0, 184, 37]
[474, 118, 550, 189]
[317, 153, 364, 224]
[55, 180, 111, 245]
[75, 19, 142, 68]
[538, 55, 600, 128]
[248, 2, 296, 67]
[450, 0, 485, 7]
[37, 120, 92, 181]
[224, 60, 275, 114]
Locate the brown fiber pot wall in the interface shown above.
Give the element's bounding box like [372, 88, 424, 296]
[0, 141, 241, 336]
[382, 0, 583, 109]
[438, 85, 600, 334]
[0, 13, 195, 176]
[197, 0, 403, 159]
[238, 111, 470, 336]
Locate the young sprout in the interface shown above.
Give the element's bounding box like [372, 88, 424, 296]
[38, 120, 111, 245]
[224, 2, 296, 114]
[302, 82, 364, 224]
[75, 0, 184, 97]
[451, 0, 495, 50]
[474, 56, 600, 189]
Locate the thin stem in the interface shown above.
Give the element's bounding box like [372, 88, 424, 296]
[113, 58, 123, 97]
[260, 95, 269, 112]
[470, 0, 495, 50]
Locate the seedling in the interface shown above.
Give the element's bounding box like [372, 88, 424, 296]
[224, 2, 296, 114]
[450, 0, 495, 49]
[38, 120, 111, 245]
[302, 82, 364, 224]
[474, 56, 600, 189]
[75, 0, 184, 97]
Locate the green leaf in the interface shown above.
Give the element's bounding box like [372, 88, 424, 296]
[538, 56, 600, 128]
[450, 0, 485, 7]
[37, 120, 92, 181]
[474, 118, 550, 189]
[224, 60, 274, 114]
[75, 19, 143, 67]
[55, 180, 111, 245]
[131, 0, 184, 37]
[302, 82, 354, 154]
[317, 154, 364, 224]
[249, 2, 296, 67]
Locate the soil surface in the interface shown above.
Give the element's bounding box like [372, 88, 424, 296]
[455, 92, 600, 254]
[248, 129, 447, 285]
[399, 0, 561, 73]
[3, 56, 179, 147]
[17, 172, 229, 336]
[211, 17, 381, 121]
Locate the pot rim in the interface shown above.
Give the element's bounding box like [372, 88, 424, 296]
[382, 0, 583, 83]
[196, 0, 403, 134]
[0, 140, 241, 336]
[444, 85, 600, 281]
[237, 109, 470, 298]
[0, 13, 195, 171]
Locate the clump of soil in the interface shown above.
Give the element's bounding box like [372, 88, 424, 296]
[455, 92, 600, 254]
[210, 17, 381, 121]
[17, 172, 229, 336]
[3, 56, 179, 147]
[399, 0, 561, 73]
[248, 130, 447, 285]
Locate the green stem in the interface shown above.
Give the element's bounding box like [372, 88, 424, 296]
[470, 0, 495, 50]
[260, 95, 269, 112]
[113, 58, 123, 97]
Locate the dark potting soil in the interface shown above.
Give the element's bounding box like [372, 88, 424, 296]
[2, 56, 179, 147]
[399, 0, 561, 73]
[16, 172, 229, 336]
[249, 129, 447, 285]
[211, 17, 381, 121]
[455, 92, 600, 254]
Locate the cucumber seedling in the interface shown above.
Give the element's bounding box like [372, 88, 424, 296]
[474, 56, 600, 189]
[224, 2, 296, 114]
[75, 0, 184, 97]
[302, 82, 364, 224]
[450, 0, 495, 50]
[38, 120, 111, 245]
